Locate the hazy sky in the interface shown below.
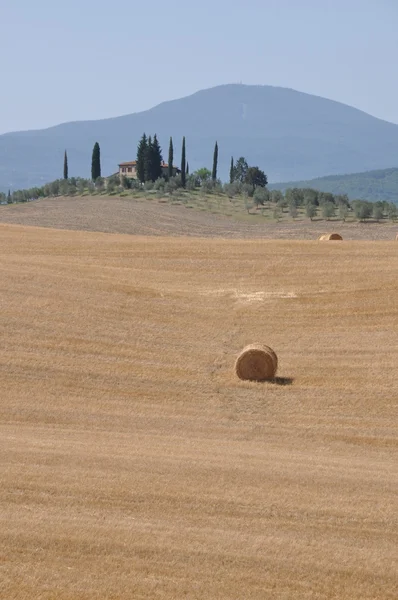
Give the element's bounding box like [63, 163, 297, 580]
[1, 0, 397, 134]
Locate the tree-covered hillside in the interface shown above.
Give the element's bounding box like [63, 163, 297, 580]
[269, 168, 398, 204]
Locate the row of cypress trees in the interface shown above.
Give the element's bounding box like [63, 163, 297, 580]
[136, 134, 190, 185]
[63, 142, 101, 181]
[136, 134, 163, 183]
[63, 137, 219, 187]
[136, 135, 219, 188]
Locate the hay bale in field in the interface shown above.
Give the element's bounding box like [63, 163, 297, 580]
[318, 234, 327, 240]
[396, 233, 398, 240]
[319, 232, 343, 241]
[235, 344, 278, 381]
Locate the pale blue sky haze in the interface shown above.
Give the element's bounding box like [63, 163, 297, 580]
[1, 0, 397, 134]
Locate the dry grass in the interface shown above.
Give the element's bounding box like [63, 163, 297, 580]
[1, 195, 398, 239]
[0, 223, 397, 599]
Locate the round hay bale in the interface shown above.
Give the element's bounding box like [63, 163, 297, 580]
[235, 344, 277, 381]
[396, 233, 398, 240]
[318, 234, 327, 240]
[320, 232, 343, 241]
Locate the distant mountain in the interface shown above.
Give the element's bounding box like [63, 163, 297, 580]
[2, 84, 398, 191]
[269, 167, 398, 203]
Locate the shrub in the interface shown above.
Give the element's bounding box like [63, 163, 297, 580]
[338, 204, 349, 221]
[213, 179, 223, 194]
[59, 180, 69, 195]
[165, 175, 183, 193]
[107, 179, 116, 193]
[67, 182, 77, 196]
[95, 177, 105, 191]
[223, 183, 235, 198]
[322, 201, 335, 220]
[194, 168, 211, 184]
[372, 202, 384, 221]
[186, 175, 197, 191]
[153, 178, 165, 191]
[306, 203, 317, 220]
[388, 203, 397, 221]
[353, 200, 372, 221]
[253, 187, 269, 207]
[289, 203, 298, 219]
[202, 179, 215, 194]
[241, 183, 254, 197]
[77, 179, 86, 195]
[273, 206, 282, 221]
[270, 189, 283, 204]
[225, 181, 243, 197]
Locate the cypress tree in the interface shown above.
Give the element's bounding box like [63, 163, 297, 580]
[91, 142, 101, 180]
[212, 141, 218, 181]
[7, 189, 11, 204]
[181, 136, 186, 188]
[144, 136, 153, 182]
[63, 150, 68, 180]
[229, 156, 234, 183]
[186, 162, 189, 176]
[136, 133, 147, 183]
[167, 137, 173, 180]
[151, 134, 163, 181]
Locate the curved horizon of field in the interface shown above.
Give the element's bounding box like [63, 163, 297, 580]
[1, 194, 398, 239]
[1, 223, 397, 599]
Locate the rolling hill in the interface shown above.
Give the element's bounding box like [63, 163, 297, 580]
[269, 167, 398, 203]
[2, 84, 398, 191]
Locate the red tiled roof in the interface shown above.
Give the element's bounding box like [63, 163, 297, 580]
[119, 160, 180, 169]
[160, 162, 180, 169]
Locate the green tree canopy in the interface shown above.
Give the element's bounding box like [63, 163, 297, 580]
[212, 141, 218, 181]
[91, 142, 101, 180]
[136, 133, 148, 183]
[229, 157, 234, 183]
[322, 201, 335, 220]
[253, 187, 269, 207]
[167, 137, 173, 180]
[181, 137, 186, 188]
[303, 188, 318, 206]
[245, 166, 267, 189]
[63, 150, 68, 180]
[305, 203, 317, 220]
[150, 134, 163, 181]
[144, 136, 153, 183]
[353, 200, 372, 221]
[195, 168, 211, 183]
[234, 157, 248, 183]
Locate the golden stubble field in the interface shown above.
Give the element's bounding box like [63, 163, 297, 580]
[0, 223, 397, 599]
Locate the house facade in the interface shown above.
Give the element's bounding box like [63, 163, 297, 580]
[118, 160, 180, 179]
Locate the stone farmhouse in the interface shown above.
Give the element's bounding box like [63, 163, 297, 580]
[118, 160, 180, 179]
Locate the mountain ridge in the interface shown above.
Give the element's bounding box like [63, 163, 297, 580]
[1, 83, 398, 191]
[5, 84, 396, 135]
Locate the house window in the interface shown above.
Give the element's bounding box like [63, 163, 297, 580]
[121, 167, 126, 173]
[128, 167, 132, 173]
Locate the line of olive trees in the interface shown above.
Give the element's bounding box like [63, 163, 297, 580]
[235, 186, 398, 222]
[2, 175, 397, 223]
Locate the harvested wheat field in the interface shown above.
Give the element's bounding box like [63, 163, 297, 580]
[0, 223, 397, 600]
